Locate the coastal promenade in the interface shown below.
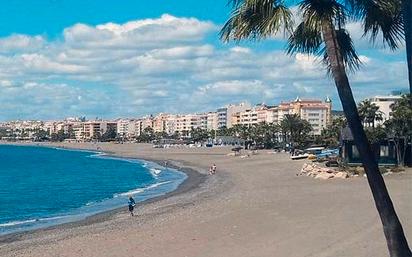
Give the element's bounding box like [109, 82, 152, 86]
[1, 143, 411, 257]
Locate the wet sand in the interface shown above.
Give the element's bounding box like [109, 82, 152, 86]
[0, 142, 411, 257]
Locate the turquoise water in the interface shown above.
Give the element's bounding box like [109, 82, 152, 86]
[0, 145, 186, 235]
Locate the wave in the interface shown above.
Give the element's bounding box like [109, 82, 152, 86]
[87, 152, 106, 158]
[115, 181, 172, 197]
[0, 215, 69, 228]
[149, 168, 162, 177]
[0, 219, 38, 228]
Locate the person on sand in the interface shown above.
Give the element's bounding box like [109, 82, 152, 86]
[128, 196, 136, 216]
[209, 166, 213, 175]
[212, 164, 217, 174]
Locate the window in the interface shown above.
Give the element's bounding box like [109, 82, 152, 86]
[380, 145, 389, 157]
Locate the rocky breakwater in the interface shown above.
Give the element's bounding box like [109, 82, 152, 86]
[298, 163, 350, 180]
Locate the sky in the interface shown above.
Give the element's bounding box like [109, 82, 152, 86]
[0, 0, 408, 121]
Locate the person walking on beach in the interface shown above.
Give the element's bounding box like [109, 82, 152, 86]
[128, 196, 136, 216]
[212, 164, 217, 174]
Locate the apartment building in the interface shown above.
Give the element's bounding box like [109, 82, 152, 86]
[368, 95, 402, 124]
[217, 102, 252, 129]
[117, 119, 138, 138]
[72, 121, 117, 140]
[232, 104, 279, 126]
[135, 116, 154, 136]
[173, 114, 200, 136]
[278, 97, 332, 135]
[207, 112, 218, 131]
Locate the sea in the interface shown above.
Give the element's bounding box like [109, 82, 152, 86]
[0, 145, 187, 235]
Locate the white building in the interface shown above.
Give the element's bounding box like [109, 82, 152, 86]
[368, 95, 402, 124]
[217, 102, 252, 129]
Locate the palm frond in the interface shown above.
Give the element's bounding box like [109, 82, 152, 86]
[286, 21, 324, 55]
[344, 0, 404, 49]
[220, 0, 293, 42]
[300, 0, 347, 29]
[323, 28, 362, 73]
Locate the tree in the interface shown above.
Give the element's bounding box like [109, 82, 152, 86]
[0, 128, 8, 139]
[231, 124, 251, 140]
[221, 1, 411, 255]
[365, 125, 387, 144]
[154, 131, 168, 141]
[321, 116, 347, 146]
[251, 122, 281, 148]
[190, 127, 209, 143]
[216, 126, 232, 136]
[137, 127, 155, 143]
[385, 94, 412, 166]
[101, 127, 117, 142]
[280, 114, 312, 147]
[50, 129, 69, 142]
[33, 129, 49, 142]
[358, 99, 383, 127]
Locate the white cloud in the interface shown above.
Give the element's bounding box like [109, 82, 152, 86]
[0, 34, 45, 53]
[0, 14, 408, 120]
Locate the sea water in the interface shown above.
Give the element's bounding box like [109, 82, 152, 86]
[0, 145, 186, 235]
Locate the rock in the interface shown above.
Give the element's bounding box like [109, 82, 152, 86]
[304, 164, 313, 171]
[315, 172, 334, 180]
[321, 167, 335, 173]
[226, 153, 235, 156]
[335, 172, 349, 179]
[355, 166, 364, 175]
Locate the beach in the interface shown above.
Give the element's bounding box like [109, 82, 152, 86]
[0, 142, 411, 257]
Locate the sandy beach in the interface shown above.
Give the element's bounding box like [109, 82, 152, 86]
[0, 142, 411, 257]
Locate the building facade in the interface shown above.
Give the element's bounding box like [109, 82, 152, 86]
[278, 97, 332, 135]
[368, 95, 402, 125]
[217, 102, 252, 129]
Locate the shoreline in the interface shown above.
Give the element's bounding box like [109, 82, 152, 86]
[0, 142, 208, 244]
[1, 142, 410, 257]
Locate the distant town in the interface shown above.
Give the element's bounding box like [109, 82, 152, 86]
[0, 94, 404, 143]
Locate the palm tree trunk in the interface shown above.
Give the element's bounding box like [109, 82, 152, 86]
[402, 0, 412, 98]
[322, 21, 411, 257]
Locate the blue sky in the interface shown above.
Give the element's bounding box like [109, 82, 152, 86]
[0, 0, 408, 121]
[0, 0, 228, 37]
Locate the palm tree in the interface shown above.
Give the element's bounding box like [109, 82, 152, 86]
[280, 114, 299, 145]
[321, 116, 347, 146]
[221, 1, 411, 256]
[358, 99, 383, 127]
[279, 114, 312, 147]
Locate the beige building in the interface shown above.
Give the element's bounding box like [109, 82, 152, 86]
[232, 104, 279, 126]
[152, 114, 169, 134]
[135, 116, 154, 136]
[206, 112, 218, 131]
[278, 97, 332, 135]
[72, 121, 117, 140]
[43, 121, 76, 136]
[174, 114, 200, 136]
[117, 119, 138, 138]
